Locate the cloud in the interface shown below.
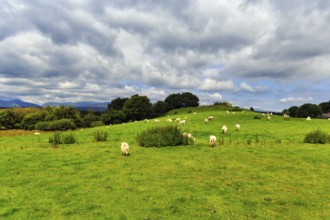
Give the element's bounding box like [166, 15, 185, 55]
[0, 0, 330, 111]
[279, 97, 313, 104]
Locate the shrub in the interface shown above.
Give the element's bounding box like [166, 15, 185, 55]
[93, 131, 108, 142]
[136, 126, 185, 147]
[49, 132, 77, 146]
[35, 119, 77, 131]
[91, 121, 104, 127]
[253, 116, 261, 119]
[304, 129, 330, 144]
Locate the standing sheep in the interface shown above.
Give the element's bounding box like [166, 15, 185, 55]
[235, 124, 240, 131]
[120, 142, 129, 156]
[221, 125, 228, 134]
[209, 135, 217, 147]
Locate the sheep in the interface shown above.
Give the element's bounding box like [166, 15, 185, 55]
[166, 118, 173, 122]
[226, 110, 230, 114]
[267, 115, 271, 120]
[154, 119, 160, 123]
[120, 142, 129, 156]
[144, 119, 149, 123]
[235, 124, 240, 131]
[175, 118, 181, 122]
[207, 116, 214, 120]
[204, 118, 209, 124]
[306, 116, 311, 120]
[179, 120, 186, 125]
[221, 125, 228, 134]
[209, 135, 217, 147]
[34, 132, 40, 135]
[183, 132, 195, 143]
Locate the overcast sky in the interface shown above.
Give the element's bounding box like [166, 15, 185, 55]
[1, 0, 329, 111]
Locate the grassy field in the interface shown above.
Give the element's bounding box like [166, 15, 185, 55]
[0, 105, 329, 219]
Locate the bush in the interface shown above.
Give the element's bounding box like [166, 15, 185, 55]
[49, 132, 77, 146]
[93, 131, 108, 142]
[91, 121, 104, 127]
[136, 126, 186, 147]
[35, 119, 77, 131]
[304, 129, 330, 144]
[253, 116, 261, 119]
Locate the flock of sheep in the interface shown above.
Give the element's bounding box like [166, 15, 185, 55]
[120, 112, 243, 156]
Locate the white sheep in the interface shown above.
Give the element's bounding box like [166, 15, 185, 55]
[209, 135, 217, 147]
[306, 116, 311, 120]
[154, 119, 160, 123]
[183, 132, 195, 143]
[222, 125, 228, 134]
[204, 118, 208, 124]
[179, 120, 186, 125]
[235, 124, 240, 131]
[120, 142, 129, 156]
[208, 116, 214, 120]
[166, 118, 173, 122]
[267, 115, 271, 120]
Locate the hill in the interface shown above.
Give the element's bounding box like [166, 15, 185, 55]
[0, 99, 41, 108]
[0, 105, 329, 219]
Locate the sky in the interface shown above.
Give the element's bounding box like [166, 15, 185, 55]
[0, 0, 330, 111]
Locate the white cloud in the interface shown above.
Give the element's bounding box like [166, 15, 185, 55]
[279, 97, 313, 104]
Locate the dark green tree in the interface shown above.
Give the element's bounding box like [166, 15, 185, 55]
[319, 100, 330, 113]
[297, 103, 322, 118]
[108, 97, 129, 110]
[123, 94, 152, 121]
[152, 101, 170, 117]
[288, 106, 299, 117]
[180, 92, 199, 108]
[0, 109, 24, 129]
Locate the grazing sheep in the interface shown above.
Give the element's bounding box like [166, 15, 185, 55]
[175, 118, 181, 122]
[226, 110, 230, 114]
[221, 125, 228, 134]
[120, 142, 129, 156]
[179, 120, 186, 125]
[154, 119, 160, 123]
[144, 119, 149, 123]
[183, 132, 195, 143]
[34, 132, 40, 135]
[306, 116, 311, 120]
[267, 115, 271, 120]
[209, 135, 217, 147]
[204, 118, 209, 124]
[207, 116, 214, 120]
[235, 124, 240, 131]
[166, 118, 173, 122]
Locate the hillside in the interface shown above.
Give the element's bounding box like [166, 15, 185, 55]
[0, 105, 329, 219]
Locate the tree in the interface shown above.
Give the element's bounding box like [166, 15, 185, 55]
[0, 110, 24, 129]
[288, 106, 299, 117]
[319, 100, 330, 113]
[82, 110, 98, 127]
[164, 92, 199, 110]
[152, 101, 170, 117]
[123, 94, 152, 121]
[108, 97, 129, 110]
[180, 92, 199, 108]
[101, 109, 126, 125]
[164, 93, 182, 110]
[297, 103, 322, 118]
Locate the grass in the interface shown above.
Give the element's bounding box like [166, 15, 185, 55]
[0, 105, 329, 219]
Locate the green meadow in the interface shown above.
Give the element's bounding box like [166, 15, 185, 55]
[0, 106, 329, 219]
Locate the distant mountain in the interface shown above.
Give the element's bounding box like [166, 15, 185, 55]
[42, 101, 109, 111]
[0, 99, 41, 108]
[0, 99, 109, 111]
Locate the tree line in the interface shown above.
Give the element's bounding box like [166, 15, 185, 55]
[282, 100, 330, 118]
[0, 92, 199, 130]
